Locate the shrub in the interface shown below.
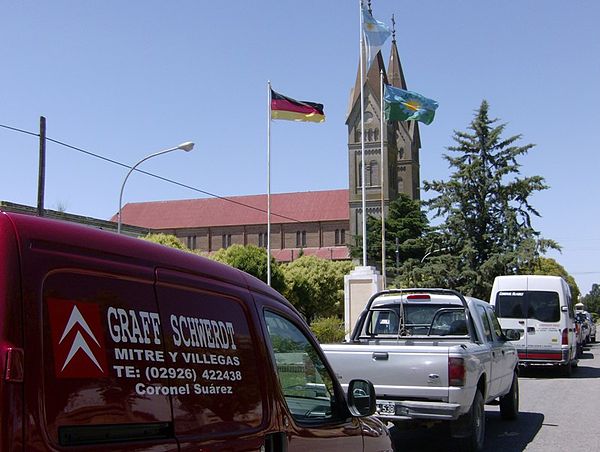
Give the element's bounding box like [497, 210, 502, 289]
[310, 316, 346, 343]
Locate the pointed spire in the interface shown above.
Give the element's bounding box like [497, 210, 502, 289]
[388, 28, 407, 89]
[346, 51, 388, 122]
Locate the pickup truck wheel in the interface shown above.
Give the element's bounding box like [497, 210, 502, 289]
[499, 372, 519, 420]
[561, 361, 573, 377]
[458, 390, 485, 452]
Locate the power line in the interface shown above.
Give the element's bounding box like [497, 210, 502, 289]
[1, 122, 309, 225]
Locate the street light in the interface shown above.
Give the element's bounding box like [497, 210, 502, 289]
[117, 141, 194, 234]
[421, 247, 449, 263]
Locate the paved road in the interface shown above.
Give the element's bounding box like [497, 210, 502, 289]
[389, 342, 600, 451]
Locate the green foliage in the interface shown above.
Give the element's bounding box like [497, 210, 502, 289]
[522, 257, 580, 301]
[143, 233, 189, 251]
[350, 194, 429, 276]
[310, 316, 346, 343]
[211, 244, 286, 293]
[581, 283, 600, 316]
[419, 100, 559, 299]
[282, 256, 347, 323]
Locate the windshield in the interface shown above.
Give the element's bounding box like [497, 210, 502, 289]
[495, 291, 560, 322]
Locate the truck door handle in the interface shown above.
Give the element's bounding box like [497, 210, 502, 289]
[373, 352, 389, 360]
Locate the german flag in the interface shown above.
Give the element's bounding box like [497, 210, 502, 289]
[271, 89, 325, 123]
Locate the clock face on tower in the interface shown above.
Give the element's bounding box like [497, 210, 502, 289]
[364, 111, 374, 123]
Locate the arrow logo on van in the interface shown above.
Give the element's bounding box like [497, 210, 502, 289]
[59, 306, 103, 372]
[47, 298, 108, 378]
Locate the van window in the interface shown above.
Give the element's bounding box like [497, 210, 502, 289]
[264, 311, 337, 424]
[495, 291, 560, 322]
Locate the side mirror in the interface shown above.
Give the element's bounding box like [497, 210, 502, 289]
[504, 329, 521, 341]
[561, 306, 568, 312]
[347, 379, 376, 417]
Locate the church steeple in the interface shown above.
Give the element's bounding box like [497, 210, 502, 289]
[387, 15, 407, 90]
[346, 51, 388, 123]
[346, 7, 421, 246]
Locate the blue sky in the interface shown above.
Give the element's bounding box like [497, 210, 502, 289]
[1, 1, 599, 295]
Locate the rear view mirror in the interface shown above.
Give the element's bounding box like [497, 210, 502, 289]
[347, 379, 376, 417]
[504, 329, 521, 341]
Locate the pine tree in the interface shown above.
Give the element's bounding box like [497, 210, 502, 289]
[421, 100, 559, 299]
[350, 194, 429, 276]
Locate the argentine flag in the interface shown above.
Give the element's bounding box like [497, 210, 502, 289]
[362, 4, 391, 67]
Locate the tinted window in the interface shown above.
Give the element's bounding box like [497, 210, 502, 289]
[265, 311, 337, 424]
[495, 291, 560, 322]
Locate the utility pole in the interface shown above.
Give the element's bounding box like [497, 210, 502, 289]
[37, 116, 46, 217]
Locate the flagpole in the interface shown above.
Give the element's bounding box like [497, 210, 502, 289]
[267, 81, 272, 286]
[359, 0, 367, 268]
[380, 69, 386, 288]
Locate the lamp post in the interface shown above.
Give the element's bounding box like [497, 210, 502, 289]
[421, 247, 449, 263]
[117, 141, 194, 234]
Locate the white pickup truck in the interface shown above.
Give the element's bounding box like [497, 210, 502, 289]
[321, 289, 520, 452]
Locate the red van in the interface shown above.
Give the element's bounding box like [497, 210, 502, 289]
[0, 211, 392, 451]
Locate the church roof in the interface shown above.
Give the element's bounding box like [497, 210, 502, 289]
[116, 189, 349, 229]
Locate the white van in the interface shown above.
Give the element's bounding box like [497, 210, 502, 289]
[490, 275, 577, 375]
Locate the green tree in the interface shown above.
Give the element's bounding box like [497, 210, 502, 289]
[143, 233, 189, 251]
[522, 257, 580, 301]
[212, 244, 286, 293]
[420, 100, 559, 299]
[581, 283, 600, 316]
[350, 194, 429, 276]
[310, 316, 346, 343]
[282, 256, 347, 323]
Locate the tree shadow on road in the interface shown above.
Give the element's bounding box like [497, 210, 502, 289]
[388, 411, 544, 452]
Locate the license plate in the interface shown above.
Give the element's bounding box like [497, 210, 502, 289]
[377, 401, 395, 415]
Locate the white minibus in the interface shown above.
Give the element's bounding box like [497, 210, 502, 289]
[490, 275, 577, 376]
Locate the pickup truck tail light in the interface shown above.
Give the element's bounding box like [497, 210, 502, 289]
[562, 328, 569, 345]
[448, 357, 465, 387]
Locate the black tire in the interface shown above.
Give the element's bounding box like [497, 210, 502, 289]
[458, 390, 486, 452]
[499, 372, 519, 420]
[561, 361, 573, 377]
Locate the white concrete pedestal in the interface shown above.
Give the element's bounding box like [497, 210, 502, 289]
[344, 266, 383, 339]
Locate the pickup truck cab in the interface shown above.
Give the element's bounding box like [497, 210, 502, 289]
[0, 211, 393, 452]
[322, 289, 520, 452]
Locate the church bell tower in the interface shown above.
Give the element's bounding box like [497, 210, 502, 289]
[346, 21, 421, 245]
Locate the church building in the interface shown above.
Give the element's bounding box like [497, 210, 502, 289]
[117, 21, 421, 262]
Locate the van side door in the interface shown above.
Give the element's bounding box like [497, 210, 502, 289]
[154, 268, 279, 451]
[253, 293, 367, 451]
